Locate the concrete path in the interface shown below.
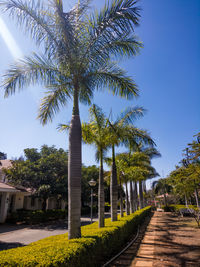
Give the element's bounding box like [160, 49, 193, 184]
[130, 211, 200, 267]
[0, 216, 98, 250]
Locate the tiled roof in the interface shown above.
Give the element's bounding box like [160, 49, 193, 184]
[0, 160, 12, 170]
[0, 182, 19, 191]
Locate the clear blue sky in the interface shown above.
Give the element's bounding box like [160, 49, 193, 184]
[0, 0, 199, 187]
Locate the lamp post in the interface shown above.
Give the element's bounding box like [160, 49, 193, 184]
[88, 179, 97, 223]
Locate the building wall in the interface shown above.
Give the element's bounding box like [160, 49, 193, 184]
[14, 193, 25, 210]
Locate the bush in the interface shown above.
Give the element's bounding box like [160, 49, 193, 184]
[7, 209, 66, 224]
[81, 206, 97, 215]
[161, 205, 197, 213]
[0, 207, 151, 266]
[105, 202, 111, 212]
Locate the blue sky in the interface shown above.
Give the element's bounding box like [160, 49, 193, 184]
[0, 0, 199, 187]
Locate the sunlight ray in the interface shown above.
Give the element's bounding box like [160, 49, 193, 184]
[0, 16, 23, 59]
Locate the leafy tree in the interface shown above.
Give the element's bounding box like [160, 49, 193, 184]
[0, 152, 7, 160]
[81, 165, 99, 207]
[4, 146, 68, 210]
[24, 148, 41, 162]
[0, 0, 142, 238]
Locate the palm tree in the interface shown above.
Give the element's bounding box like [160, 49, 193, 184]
[107, 106, 145, 221]
[82, 104, 110, 227]
[0, 0, 142, 238]
[153, 178, 172, 206]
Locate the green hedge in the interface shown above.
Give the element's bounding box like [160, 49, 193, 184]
[161, 205, 197, 212]
[7, 209, 66, 224]
[0, 207, 151, 266]
[7, 206, 99, 224]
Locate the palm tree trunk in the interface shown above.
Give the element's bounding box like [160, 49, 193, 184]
[110, 145, 118, 221]
[68, 88, 81, 239]
[119, 173, 124, 217]
[163, 193, 167, 206]
[98, 148, 105, 227]
[134, 181, 139, 210]
[139, 180, 144, 209]
[130, 180, 134, 213]
[143, 180, 147, 207]
[125, 181, 130, 215]
[195, 188, 200, 208]
[185, 194, 188, 207]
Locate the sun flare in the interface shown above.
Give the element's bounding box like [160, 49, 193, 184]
[0, 16, 23, 60]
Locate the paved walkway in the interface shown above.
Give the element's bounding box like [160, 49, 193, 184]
[131, 211, 200, 267]
[0, 216, 98, 250]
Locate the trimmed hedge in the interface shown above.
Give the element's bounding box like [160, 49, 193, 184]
[0, 207, 151, 266]
[7, 209, 66, 224]
[7, 206, 98, 224]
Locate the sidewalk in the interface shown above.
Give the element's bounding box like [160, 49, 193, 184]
[131, 211, 200, 267]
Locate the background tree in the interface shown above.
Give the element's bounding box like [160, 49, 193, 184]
[0, 0, 142, 238]
[4, 145, 68, 210]
[152, 178, 172, 206]
[0, 152, 7, 160]
[81, 165, 99, 207]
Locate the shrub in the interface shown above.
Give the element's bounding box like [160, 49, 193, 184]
[81, 206, 97, 215]
[7, 209, 66, 224]
[0, 207, 151, 266]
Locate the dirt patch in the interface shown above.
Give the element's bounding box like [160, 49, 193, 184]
[152, 212, 200, 267]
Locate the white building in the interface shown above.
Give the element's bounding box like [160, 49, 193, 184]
[0, 160, 66, 223]
[0, 160, 31, 223]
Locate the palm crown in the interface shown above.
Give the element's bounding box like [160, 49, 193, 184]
[1, 0, 142, 120]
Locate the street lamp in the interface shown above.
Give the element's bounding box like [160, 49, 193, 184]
[88, 179, 97, 223]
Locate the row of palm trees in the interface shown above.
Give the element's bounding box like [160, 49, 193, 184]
[60, 104, 160, 228]
[0, 0, 159, 238]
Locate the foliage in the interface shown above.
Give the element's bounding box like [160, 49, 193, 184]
[81, 164, 99, 207]
[7, 209, 66, 224]
[115, 151, 158, 182]
[0, 152, 7, 160]
[168, 164, 200, 200]
[3, 145, 68, 210]
[0, 207, 151, 267]
[0, 0, 142, 123]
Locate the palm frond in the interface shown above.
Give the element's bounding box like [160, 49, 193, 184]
[0, 0, 58, 53]
[117, 106, 145, 125]
[2, 53, 61, 97]
[57, 123, 70, 132]
[87, 64, 139, 99]
[38, 85, 72, 125]
[83, 0, 141, 64]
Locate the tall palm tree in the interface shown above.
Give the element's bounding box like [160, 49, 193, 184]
[82, 104, 110, 227]
[0, 0, 142, 238]
[107, 106, 145, 221]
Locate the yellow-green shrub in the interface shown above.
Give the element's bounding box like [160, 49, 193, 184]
[0, 207, 151, 267]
